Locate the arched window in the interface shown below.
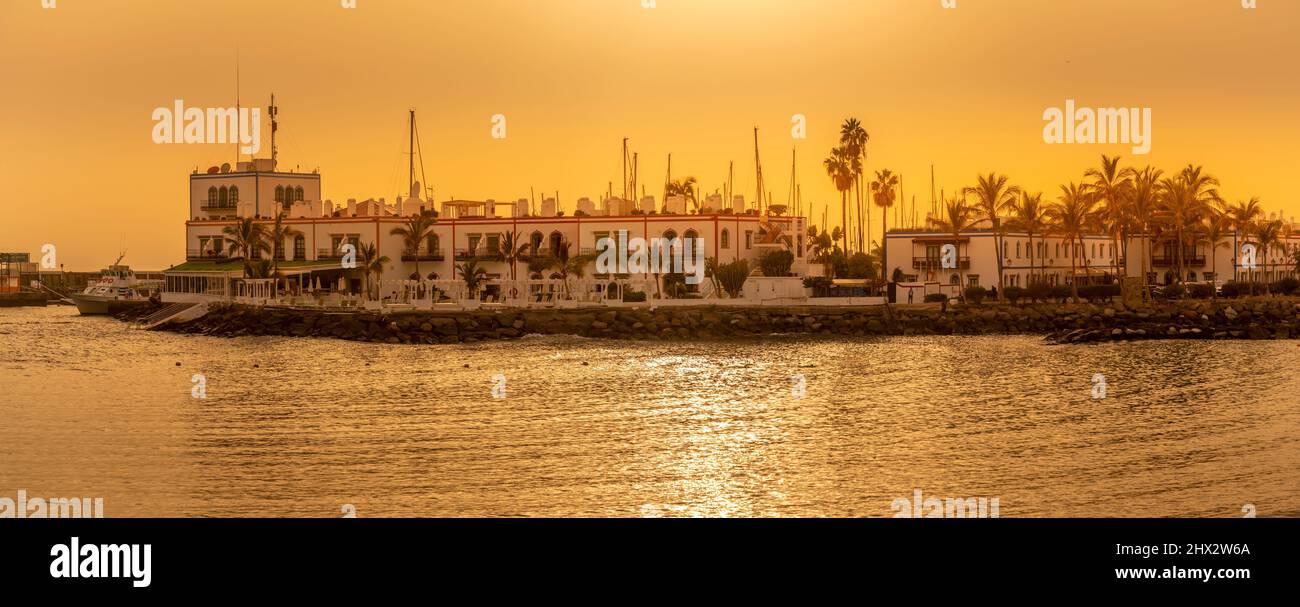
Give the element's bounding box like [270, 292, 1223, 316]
[293, 235, 305, 260]
[1016, 242, 1021, 258]
[229, 186, 239, 204]
[1003, 242, 1008, 258]
[950, 274, 960, 285]
[548, 231, 564, 255]
[1055, 243, 1060, 257]
[426, 234, 439, 255]
[275, 185, 285, 203]
[530, 231, 544, 255]
[683, 229, 699, 250]
[721, 229, 730, 249]
[663, 229, 678, 242]
[218, 186, 228, 207]
[294, 186, 304, 202]
[207, 187, 218, 206]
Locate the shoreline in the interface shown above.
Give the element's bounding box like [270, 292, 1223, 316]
[135, 298, 1300, 345]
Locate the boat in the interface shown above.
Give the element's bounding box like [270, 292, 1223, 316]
[69, 255, 163, 315]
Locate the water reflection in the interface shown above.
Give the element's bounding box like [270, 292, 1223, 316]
[1, 306, 1296, 517]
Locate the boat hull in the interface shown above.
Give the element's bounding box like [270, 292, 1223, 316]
[69, 294, 152, 315]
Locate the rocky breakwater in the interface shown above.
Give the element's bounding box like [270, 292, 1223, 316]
[155, 299, 1300, 344]
[1043, 298, 1300, 344]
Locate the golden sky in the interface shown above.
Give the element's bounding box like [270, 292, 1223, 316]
[2, 0, 1297, 270]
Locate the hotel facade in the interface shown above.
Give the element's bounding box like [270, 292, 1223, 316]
[165, 158, 810, 303]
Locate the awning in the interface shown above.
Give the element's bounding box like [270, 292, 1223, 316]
[164, 260, 345, 275]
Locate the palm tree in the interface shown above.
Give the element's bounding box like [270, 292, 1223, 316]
[840, 118, 869, 254]
[497, 230, 527, 283]
[221, 217, 269, 277]
[390, 214, 434, 278]
[1253, 219, 1284, 294]
[664, 177, 699, 212]
[823, 147, 854, 256]
[870, 169, 899, 284]
[1123, 165, 1162, 296]
[1047, 182, 1099, 303]
[1225, 196, 1264, 281]
[965, 172, 1021, 299]
[1007, 191, 1048, 286]
[1154, 167, 1218, 285]
[1201, 210, 1231, 298]
[265, 212, 302, 292]
[1084, 155, 1132, 281]
[932, 194, 978, 294]
[455, 258, 489, 299]
[357, 242, 390, 300]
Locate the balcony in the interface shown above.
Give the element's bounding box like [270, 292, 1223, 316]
[455, 248, 501, 260]
[187, 249, 232, 261]
[317, 248, 342, 260]
[200, 199, 239, 212]
[400, 249, 445, 261]
[913, 256, 970, 270]
[1152, 255, 1206, 267]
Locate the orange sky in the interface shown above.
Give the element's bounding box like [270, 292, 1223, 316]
[2, 0, 1297, 270]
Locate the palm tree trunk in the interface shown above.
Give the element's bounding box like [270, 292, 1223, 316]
[1070, 236, 1080, 303]
[881, 204, 889, 284]
[841, 191, 849, 255]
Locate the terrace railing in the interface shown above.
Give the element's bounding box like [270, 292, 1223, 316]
[187, 249, 232, 261]
[400, 249, 446, 261]
[913, 256, 970, 270]
[1152, 255, 1206, 267]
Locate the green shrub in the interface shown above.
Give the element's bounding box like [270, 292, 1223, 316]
[802, 276, 832, 289]
[924, 293, 948, 303]
[759, 249, 794, 277]
[1273, 277, 1300, 295]
[1186, 283, 1215, 299]
[715, 259, 750, 298]
[963, 285, 988, 304]
[845, 252, 877, 280]
[661, 273, 688, 298]
[1162, 283, 1186, 300]
[1050, 285, 1072, 302]
[1026, 283, 1052, 302]
[623, 290, 647, 302]
[1220, 281, 1243, 298]
[1078, 284, 1121, 302]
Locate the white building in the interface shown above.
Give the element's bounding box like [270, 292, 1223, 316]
[886, 222, 1117, 299]
[165, 158, 811, 303]
[886, 219, 1300, 301]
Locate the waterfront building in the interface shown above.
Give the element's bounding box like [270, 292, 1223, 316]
[165, 158, 812, 305]
[885, 220, 1118, 299]
[886, 216, 1300, 300]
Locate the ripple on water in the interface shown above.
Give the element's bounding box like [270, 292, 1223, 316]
[1, 305, 1297, 517]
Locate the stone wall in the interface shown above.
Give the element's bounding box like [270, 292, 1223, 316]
[155, 298, 1300, 344]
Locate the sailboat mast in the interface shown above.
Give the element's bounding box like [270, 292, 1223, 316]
[787, 147, 796, 209]
[753, 127, 764, 215]
[408, 109, 417, 199]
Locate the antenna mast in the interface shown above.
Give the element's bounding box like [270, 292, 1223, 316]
[268, 94, 278, 170]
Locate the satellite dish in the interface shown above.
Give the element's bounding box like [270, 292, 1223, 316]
[220, 163, 231, 173]
[206, 166, 220, 174]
